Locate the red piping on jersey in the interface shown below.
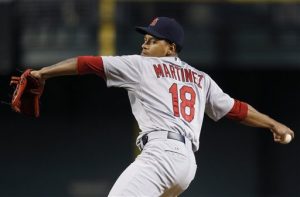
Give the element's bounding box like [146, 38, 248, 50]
[226, 99, 248, 121]
[77, 56, 106, 79]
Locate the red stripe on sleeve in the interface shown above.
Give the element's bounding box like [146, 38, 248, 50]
[226, 99, 248, 121]
[77, 56, 106, 79]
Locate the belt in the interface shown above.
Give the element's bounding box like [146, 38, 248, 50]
[141, 131, 185, 148]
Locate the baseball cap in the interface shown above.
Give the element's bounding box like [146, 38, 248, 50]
[135, 17, 184, 52]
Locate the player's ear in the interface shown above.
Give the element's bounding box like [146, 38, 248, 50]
[167, 43, 176, 56]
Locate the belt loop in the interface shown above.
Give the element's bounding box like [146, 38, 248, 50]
[142, 135, 148, 146]
[139, 135, 148, 150]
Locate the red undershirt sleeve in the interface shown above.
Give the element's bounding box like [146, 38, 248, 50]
[77, 56, 106, 79]
[226, 99, 248, 121]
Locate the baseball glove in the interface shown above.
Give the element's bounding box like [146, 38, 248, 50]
[10, 69, 44, 117]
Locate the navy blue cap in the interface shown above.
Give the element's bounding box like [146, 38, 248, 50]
[135, 17, 184, 52]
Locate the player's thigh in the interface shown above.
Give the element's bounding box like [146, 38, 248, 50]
[108, 153, 164, 197]
[162, 140, 197, 195]
[108, 140, 196, 197]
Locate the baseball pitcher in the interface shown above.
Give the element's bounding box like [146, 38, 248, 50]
[11, 17, 294, 196]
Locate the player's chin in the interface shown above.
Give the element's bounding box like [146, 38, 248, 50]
[141, 51, 151, 56]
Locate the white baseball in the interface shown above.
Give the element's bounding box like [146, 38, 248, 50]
[282, 134, 292, 144]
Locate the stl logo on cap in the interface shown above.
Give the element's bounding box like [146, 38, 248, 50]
[150, 18, 159, 26]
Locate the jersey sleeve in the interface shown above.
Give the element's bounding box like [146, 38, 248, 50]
[226, 99, 248, 121]
[102, 55, 142, 89]
[77, 56, 105, 79]
[205, 75, 234, 121]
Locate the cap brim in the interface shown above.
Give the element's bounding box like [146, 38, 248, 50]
[135, 26, 167, 40]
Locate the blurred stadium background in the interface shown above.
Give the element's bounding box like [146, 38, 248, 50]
[0, 0, 300, 196]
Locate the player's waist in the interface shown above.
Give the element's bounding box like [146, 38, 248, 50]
[139, 131, 191, 150]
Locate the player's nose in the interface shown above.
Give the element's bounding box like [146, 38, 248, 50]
[141, 43, 147, 49]
[141, 40, 149, 49]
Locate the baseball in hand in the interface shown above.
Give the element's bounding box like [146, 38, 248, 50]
[282, 134, 292, 144]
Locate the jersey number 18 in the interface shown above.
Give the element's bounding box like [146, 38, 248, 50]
[169, 83, 196, 122]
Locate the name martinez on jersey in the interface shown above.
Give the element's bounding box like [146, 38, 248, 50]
[153, 63, 204, 89]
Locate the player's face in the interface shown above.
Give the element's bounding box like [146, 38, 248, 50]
[141, 34, 175, 57]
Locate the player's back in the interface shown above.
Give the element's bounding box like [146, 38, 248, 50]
[102, 55, 233, 151]
[130, 56, 207, 149]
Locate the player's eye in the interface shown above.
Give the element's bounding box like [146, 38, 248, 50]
[149, 39, 157, 44]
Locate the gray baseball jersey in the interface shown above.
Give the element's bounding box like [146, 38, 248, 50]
[102, 55, 234, 152]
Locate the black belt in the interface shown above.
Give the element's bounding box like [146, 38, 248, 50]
[141, 132, 185, 147]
